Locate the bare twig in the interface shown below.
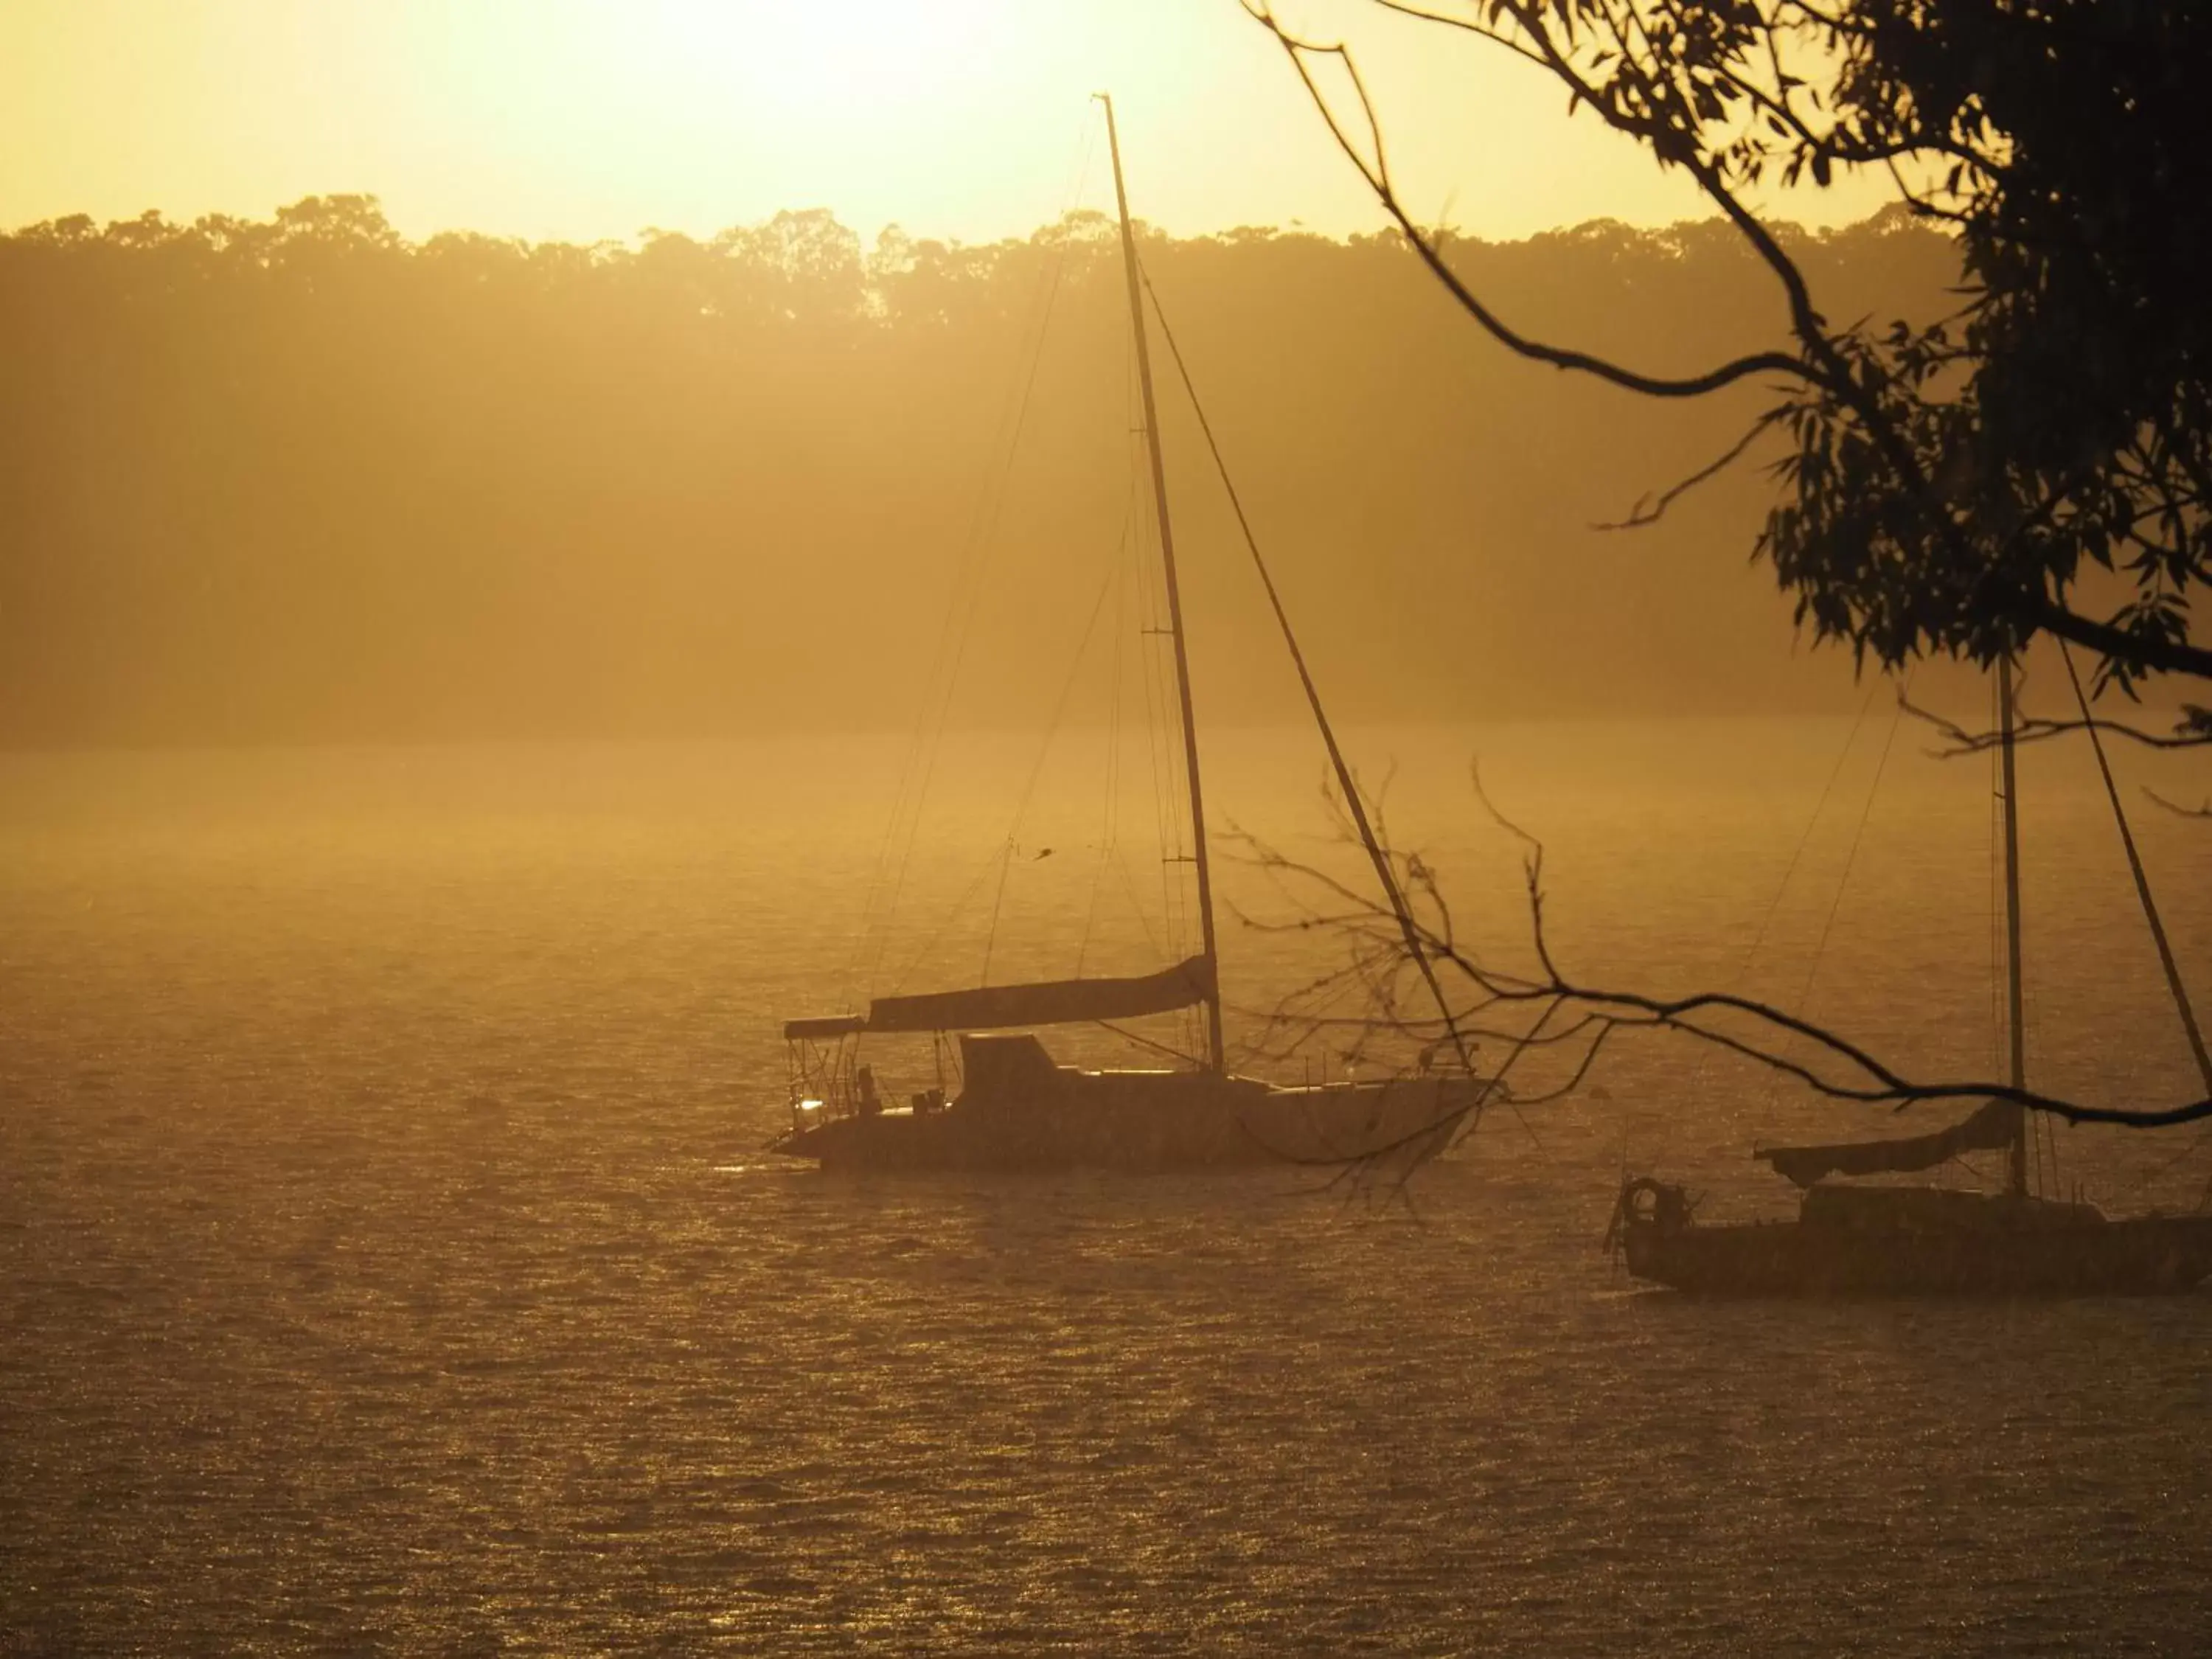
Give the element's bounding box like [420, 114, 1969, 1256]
[1899, 692, 2212, 757]
[1239, 769, 2212, 1187]
[2144, 787, 2212, 820]
[1595, 408, 1788, 530]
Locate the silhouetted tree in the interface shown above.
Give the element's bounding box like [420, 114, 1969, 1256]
[1247, 1, 2212, 733]
[1231, 3, 2212, 1153]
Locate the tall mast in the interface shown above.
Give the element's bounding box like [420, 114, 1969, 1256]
[1998, 655, 2029, 1197]
[1098, 93, 1225, 1073]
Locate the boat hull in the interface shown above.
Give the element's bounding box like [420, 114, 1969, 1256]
[1615, 1180, 2212, 1296]
[774, 1069, 1475, 1175]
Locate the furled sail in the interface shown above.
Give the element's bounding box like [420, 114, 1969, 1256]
[1756, 1099, 2022, 1189]
[782, 1014, 868, 1041]
[863, 955, 1215, 1034]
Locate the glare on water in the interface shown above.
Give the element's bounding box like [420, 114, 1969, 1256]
[4, 722, 2208, 1654]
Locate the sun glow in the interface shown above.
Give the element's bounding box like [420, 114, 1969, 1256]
[1, 0, 1906, 248]
[610, 0, 1040, 218]
[414, 0, 1119, 243]
[689, 0, 1015, 122]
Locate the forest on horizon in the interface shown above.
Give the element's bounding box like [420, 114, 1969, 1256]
[0, 195, 1972, 748]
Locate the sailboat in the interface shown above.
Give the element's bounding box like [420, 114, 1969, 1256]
[1612, 658, 2212, 1294]
[769, 98, 1481, 1174]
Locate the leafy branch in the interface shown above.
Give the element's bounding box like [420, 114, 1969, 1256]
[1240, 0, 2212, 692]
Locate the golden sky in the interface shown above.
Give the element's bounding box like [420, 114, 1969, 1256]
[1, 0, 1899, 245]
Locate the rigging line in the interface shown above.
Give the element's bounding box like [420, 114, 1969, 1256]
[1989, 671, 2005, 1082]
[1130, 391, 1195, 969]
[2039, 1100, 2059, 1200]
[846, 224, 1075, 994]
[1113, 844, 1167, 961]
[860, 174, 1090, 1006]
[1135, 259, 1481, 1093]
[889, 240, 1074, 887]
[1079, 504, 1141, 975]
[852, 463, 1046, 1004]
[1604, 684, 1892, 1175]
[1747, 680, 1884, 983]
[2031, 1074, 2049, 1198]
[1144, 465, 1194, 917]
[1792, 664, 1916, 1022]
[1717, 678, 1882, 1121]
[1134, 507, 1178, 946]
[978, 536, 1129, 986]
[1130, 411, 1189, 962]
[2059, 641, 2212, 1095]
[2121, 1103, 2212, 1202]
[894, 459, 1129, 1001]
[1102, 451, 1172, 973]
[1091, 1018, 1201, 1067]
[888, 840, 1018, 1003]
[2000, 668, 2053, 1196]
[1078, 525, 1127, 974]
[1125, 333, 1196, 1041]
[979, 838, 1016, 987]
[1002, 529, 1134, 845]
[1113, 307, 1180, 958]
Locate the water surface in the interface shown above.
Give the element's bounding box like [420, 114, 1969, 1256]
[5, 723, 2209, 1653]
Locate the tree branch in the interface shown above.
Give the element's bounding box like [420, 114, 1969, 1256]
[1594, 408, 1787, 530]
[1242, 4, 1816, 400]
[1240, 770, 2212, 1181]
[2144, 787, 2212, 820]
[1899, 692, 2212, 757]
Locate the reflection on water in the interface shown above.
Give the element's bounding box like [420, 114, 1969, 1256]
[4, 725, 2209, 1653]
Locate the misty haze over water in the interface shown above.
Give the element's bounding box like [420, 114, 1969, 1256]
[5, 723, 2209, 1651]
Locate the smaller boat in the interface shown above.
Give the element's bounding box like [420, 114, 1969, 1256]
[1613, 658, 2212, 1295]
[1610, 1159, 2212, 1298]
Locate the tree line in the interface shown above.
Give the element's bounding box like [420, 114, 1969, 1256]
[0, 194, 1962, 747]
